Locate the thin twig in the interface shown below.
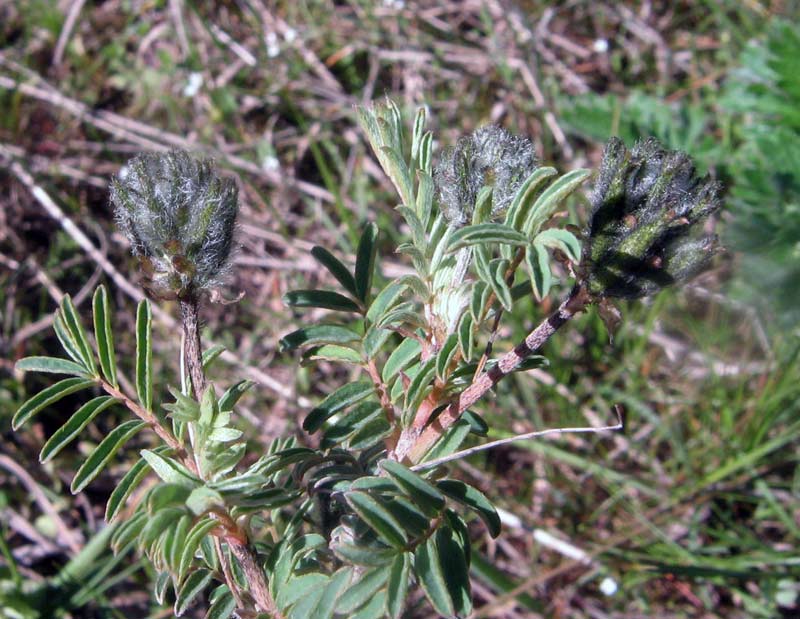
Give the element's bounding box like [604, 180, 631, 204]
[411, 408, 623, 471]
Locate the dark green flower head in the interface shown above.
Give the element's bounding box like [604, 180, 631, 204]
[110, 150, 238, 298]
[435, 125, 537, 226]
[583, 137, 721, 299]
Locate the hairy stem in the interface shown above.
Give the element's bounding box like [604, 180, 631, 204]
[178, 293, 281, 618]
[396, 284, 590, 463]
[179, 296, 206, 401]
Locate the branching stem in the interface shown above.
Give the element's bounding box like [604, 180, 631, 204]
[396, 284, 590, 463]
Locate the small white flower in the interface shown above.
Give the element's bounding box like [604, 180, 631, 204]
[599, 577, 618, 596]
[183, 72, 203, 97]
[593, 38, 609, 54]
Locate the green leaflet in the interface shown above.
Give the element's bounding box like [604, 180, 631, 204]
[303, 381, 374, 433]
[15, 356, 90, 377]
[175, 568, 213, 616]
[59, 295, 97, 374]
[386, 552, 411, 619]
[335, 566, 388, 614]
[505, 167, 559, 231]
[140, 449, 200, 488]
[71, 420, 146, 493]
[355, 222, 379, 304]
[40, 395, 119, 463]
[311, 246, 357, 297]
[527, 242, 553, 300]
[178, 517, 219, 583]
[12, 377, 95, 430]
[534, 228, 582, 263]
[523, 168, 591, 237]
[382, 337, 421, 383]
[366, 281, 408, 324]
[309, 567, 353, 619]
[448, 223, 529, 252]
[135, 300, 153, 411]
[92, 285, 118, 387]
[381, 459, 446, 517]
[437, 479, 501, 538]
[283, 290, 362, 313]
[346, 491, 408, 549]
[105, 446, 171, 522]
[414, 535, 454, 617]
[280, 325, 361, 351]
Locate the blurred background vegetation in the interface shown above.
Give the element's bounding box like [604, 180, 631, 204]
[1, 1, 798, 617]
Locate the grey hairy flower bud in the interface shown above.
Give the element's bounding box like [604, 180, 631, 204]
[583, 137, 721, 299]
[110, 150, 238, 298]
[435, 125, 538, 226]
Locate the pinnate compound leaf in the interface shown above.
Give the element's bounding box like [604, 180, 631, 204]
[93, 285, 118, 387]
[437, 479, 501, 538]
[355, 222, 379, 304]
[71, 420, 146, 493]
[280, 325, 361, 352]
[283, 290, 362, 313]
[303, 381, 374, 433]
[380, 460, 446, 517]
[346, 491, 408, 549]
[15, 356, 90, 377]
[12, 377, 95, 430]
[414, 536, 455, 617]
[135, 300, 153, 411]
[311, 246, 357, 297]
[175, 568, 213, 616]
[40, 395, 118, 462]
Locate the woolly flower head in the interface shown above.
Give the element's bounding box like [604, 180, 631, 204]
[110, 150, 238, 298]
[435, 125, 538, 226]
[584, 137, 721, 299]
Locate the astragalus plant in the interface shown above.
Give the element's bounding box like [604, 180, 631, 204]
[12, 100, 720, 619]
